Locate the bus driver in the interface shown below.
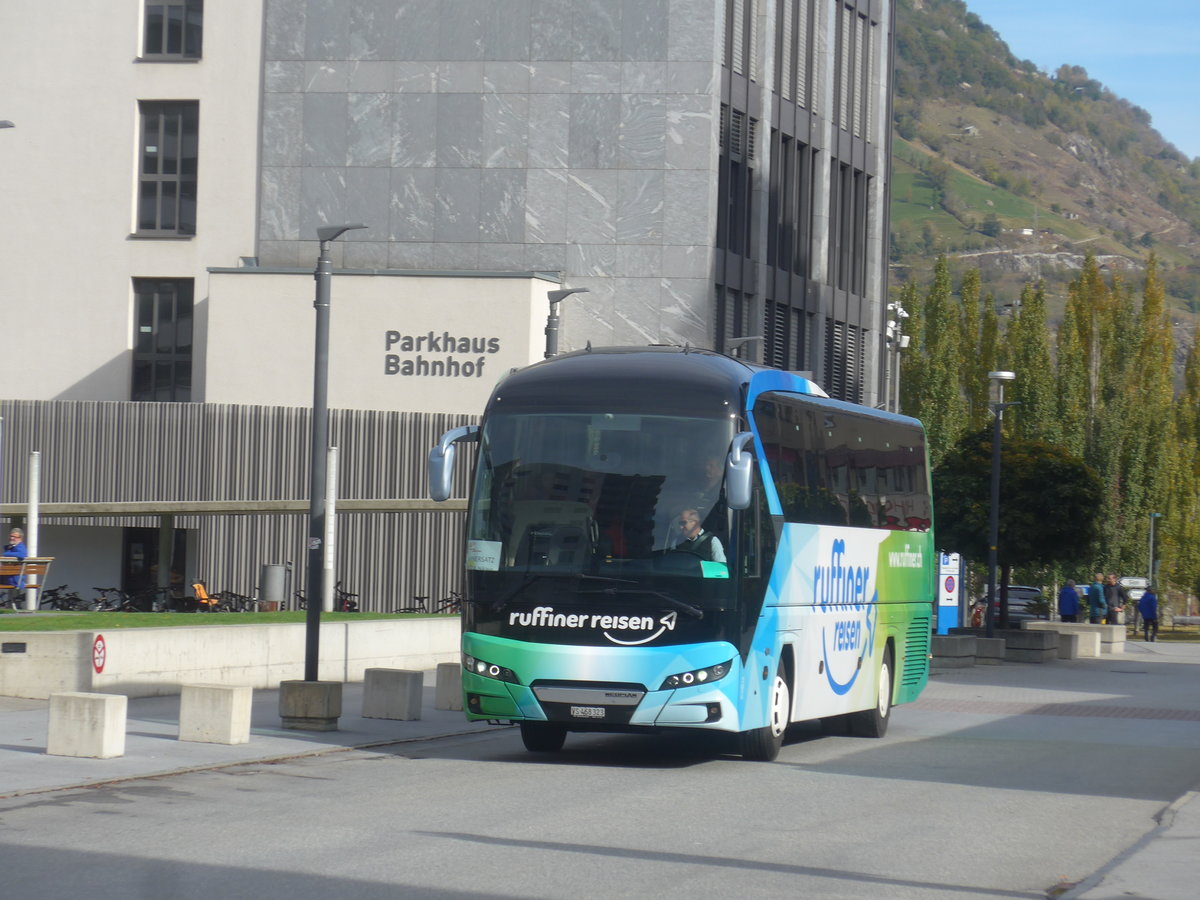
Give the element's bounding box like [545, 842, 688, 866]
[673, 508, 726, 563]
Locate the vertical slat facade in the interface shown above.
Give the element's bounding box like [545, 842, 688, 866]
[0, 400, 475, 611]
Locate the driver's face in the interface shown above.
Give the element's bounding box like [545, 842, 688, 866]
[676, 514, 701, 540]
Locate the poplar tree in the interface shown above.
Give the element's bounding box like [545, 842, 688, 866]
[1163, 342, 1200, 602]
[1055, 277, 1090, 458]
[915, 256, 968, 465]
[1003, 282, 1058, 443]
[897, 279, 925, 420]
[1122, 257, 1175, 574]
[958, 269, 988, 428]
[977, 293, 1001, 430]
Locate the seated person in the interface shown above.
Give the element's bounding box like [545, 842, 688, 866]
[2, 527, 28, 604]
[672, 508, 725, 563]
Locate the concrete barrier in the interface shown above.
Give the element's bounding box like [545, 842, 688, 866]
[1055, 632, 1095, 660]
[435, 662, 463, 709]
[1023, 621, 1124, 655]
[931, 635, 976, 670]
[1004, 629, 1058, 663]
[0, 618, 460, 700]
[47, 691, 127, 758]
[179, 684, 252, 744]
[279, 680, 342, 731]
[975, 637, 1006, 665]
[362, 668, 423, 720]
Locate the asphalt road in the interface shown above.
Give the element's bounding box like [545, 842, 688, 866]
[2, 641, 1198, 899]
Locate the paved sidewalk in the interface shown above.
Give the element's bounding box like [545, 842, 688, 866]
[2, 645, 1199, 899]
[0, 673, 495, 798]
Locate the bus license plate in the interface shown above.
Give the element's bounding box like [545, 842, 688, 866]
[570, 705, 605, 719]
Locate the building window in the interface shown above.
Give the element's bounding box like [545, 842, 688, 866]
[132, 279, 193, 402]
[143, 1, 203, 59]
[137, 102, 198, 236]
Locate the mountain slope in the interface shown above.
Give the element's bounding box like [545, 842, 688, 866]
[891, 0, 1200, 328]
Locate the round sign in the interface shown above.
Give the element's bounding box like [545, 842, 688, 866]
[92, 634, 107, 674]
[944, 575, 956, 594]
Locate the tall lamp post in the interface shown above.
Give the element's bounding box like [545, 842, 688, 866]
[545, 287, 589, 359]
[885, 302, 910, 413]
[305, 223, 366, 681]
[1148, 512, 1162, 588]
[985, 371, 1017, 638]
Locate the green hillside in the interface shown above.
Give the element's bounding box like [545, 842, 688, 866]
[891, 0, 1200, 329]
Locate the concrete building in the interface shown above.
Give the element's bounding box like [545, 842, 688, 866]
[0, 1, 896, 608]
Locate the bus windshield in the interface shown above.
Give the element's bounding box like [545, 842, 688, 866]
[466, 411, 735, 578]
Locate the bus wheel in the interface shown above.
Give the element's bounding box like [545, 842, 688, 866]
[519, 722, 567, 753]
[739, 669, 790, 761]
[849, 648, 893, 738]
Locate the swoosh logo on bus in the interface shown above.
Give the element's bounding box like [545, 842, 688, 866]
[604, 611, 678, 646]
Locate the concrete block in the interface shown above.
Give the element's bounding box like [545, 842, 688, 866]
[47, 692, 126, 758]
[932, 635, 976, 659]
[1075, 632, 1101, 657]
[1055, 632, 1091, 660]
[1024, 621, 1123, 655]
[279, 680, 342, 731]
[1004, 630, 1059, 650]
[975, 638, 1006, 664]
[930, 656, 976, 670]
[1005, 647, 1058, 663]
[179, 683, 252, 744]
[362, 668, 423, 720]
[435, 662, 463, 710]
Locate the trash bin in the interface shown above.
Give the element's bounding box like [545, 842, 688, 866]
[259, 564, 285, 612]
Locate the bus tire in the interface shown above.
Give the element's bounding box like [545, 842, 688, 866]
[739, 668, 790, 761]
[519, 722, 567, 753]
[849, 647, 893, 738]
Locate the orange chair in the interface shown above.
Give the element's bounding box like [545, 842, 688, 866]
[193, 582, 216, 611]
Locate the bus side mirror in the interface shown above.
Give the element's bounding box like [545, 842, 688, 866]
[428, 425, 480, 501]
[725, 432, 755, 510]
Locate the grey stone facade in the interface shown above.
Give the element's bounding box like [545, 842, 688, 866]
[259, 0, 723, 352]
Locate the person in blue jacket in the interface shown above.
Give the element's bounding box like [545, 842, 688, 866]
[1138, 587, 1159, 642]
[2, 527, 29, 602]
[1087, 574, 1107, 624]
[1058, 580, 1080, 622]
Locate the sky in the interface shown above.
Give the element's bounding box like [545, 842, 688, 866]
[962, 0, 1200, 159]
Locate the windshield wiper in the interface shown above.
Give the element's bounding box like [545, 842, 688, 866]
[575, 586, 704, 620]
[489, 574, 545, 613]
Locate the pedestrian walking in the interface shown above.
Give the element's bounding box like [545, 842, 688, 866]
[1058, 580, 1080, 623]
[1138, 587, 1159, 642]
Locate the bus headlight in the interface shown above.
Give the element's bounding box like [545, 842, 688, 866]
[463, 653, 519, 684]
[660, 660, 732, 691]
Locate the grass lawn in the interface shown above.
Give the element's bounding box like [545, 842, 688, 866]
[1129, 625, 1200, 642]
[0, 610, 442, 631]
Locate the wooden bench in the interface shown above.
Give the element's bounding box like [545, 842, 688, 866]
[0, 556, 55, 601]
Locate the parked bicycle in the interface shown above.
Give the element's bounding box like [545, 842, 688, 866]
[400, 589, 462, 614]
[213, 590, 259, 613]
[432, 589, 463, 614]
[38, 584, 88, 611]
[90, 587, 141, 612]
[333, 581, 359, 613]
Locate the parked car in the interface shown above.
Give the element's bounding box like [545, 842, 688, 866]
[971, 585, 1046, 626]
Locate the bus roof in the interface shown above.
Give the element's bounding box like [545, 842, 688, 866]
[488, 345, 922, 430]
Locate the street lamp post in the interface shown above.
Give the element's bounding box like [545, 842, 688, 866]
[1148, 512, 1162, 588]
[985, 371, 1017, 639]
[544, 287, 589, 359]
[885, 302, 910, 413]
[305, 223, 366, 682]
